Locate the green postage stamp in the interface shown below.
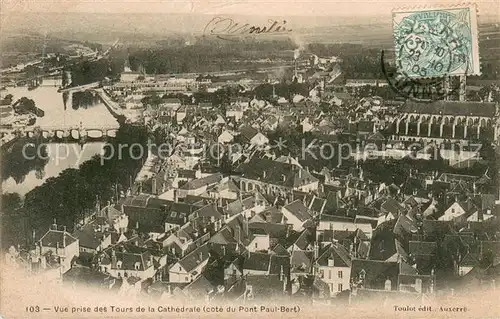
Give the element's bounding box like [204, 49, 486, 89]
[392, 4, 480, 78]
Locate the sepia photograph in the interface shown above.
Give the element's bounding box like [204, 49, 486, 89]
[1, 0, 500, 318]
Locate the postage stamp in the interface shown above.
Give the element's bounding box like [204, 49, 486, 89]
[392, 4, 480, 78]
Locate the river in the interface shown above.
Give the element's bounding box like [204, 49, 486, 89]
[1, 84, 119, 196]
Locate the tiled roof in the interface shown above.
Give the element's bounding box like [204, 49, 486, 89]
[291, 250, 314, 272]
[239, 125, 259, 141]
[292, 229, 315, 250]
[235, 158, 319, 188]
[393, 214, 418, 239]
[178, 244, 211, 272]
[283, 200, 313, 223]
[244, 252, 271, 271]
[40, 230, 78, 248]
[248, 222, 287, 239]
[350, 259, 400, 290]
[408, 241, 438, 256]
[317, 243, 352, 268]
[99, 246, 153, 272]
[271, 244, 290, 257]
[401, 100, 497, 117]
[183, 275, 215, 298]
[180, 173, 223, 190]
[73, 224, 108, 249]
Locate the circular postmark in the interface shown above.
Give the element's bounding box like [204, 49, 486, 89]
[394, 9, 473, 78]
[381, 50, 469, 102]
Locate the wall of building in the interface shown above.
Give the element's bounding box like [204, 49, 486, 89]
[318, 265, 351, 296]
[248, 234, 270, 252]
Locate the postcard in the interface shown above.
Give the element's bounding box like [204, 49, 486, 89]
[1, 0, 500, 318]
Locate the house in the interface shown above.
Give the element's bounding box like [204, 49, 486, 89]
[182, 275, 216, 299]
[96, 244, 156, 281]
[178, 173, 225, 198]
[72, 220, 112, 254]
[218, 130, 235, 144]
[281, 200, 313, 231]
[239, 126, 269, 146]
[242, 273, 289, 300]
[350, 259, 400, 291]
[38, 224, 79, 273]
[169, 243, 211, 283]
[318, 215, 373, 239]
[234, 158, 319, 195]
[242, 252, 290, 277]
[121, 195, 173, 235]
[316, 243, 352, 296]
[439, 200, 478, 222]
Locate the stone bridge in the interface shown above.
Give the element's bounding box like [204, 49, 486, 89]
[0, 125, 119, 140]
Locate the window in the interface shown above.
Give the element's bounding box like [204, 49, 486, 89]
[338, 284, 343, 292]
[171, 212, 177, 217]
[328, 270, 331, 279]
[179, 266, 182, 271]
[255, 243, 258, 249]
[452, 208, 455, 214]
[328, 259, 334, 267]
[185, 277, 189, 281]
[338, 271, 343, 279]
[329, 283, 334, 292]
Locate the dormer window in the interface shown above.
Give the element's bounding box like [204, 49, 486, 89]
[117, 261, 122, 269]
[328, 259, 334, 267]
[134, 262, 141, 270]
[359, 269, 366, 280]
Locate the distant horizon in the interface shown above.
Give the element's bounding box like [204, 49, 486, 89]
[1, 10, 498, 38]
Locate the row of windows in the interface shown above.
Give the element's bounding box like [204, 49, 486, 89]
[329, 283, 343, 292]
[327, 270, 343, 279]
[321, 269, 343, 279]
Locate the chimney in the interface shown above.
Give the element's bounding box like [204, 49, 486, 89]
[136, 221, 139, 229]
[263, 171, 267, 179]
[199, 251, 203, 261]
[63, 233, 66, 248]
[298, 169, 302, 179]
[56, 242, 60, 255]
[52, 219, 57, 230]
[384, 278, 392, 291]
[111, 249, 117, 267]
[152, 178, 157, 194]
[222, 246, 226, 256]
[415, 278, 422, 294]
[245, 217, 249, 237]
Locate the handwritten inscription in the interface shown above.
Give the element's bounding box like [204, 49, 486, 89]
[203, 17, 291, 39]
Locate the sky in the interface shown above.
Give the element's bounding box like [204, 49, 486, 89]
[1, 0, 498, 17]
